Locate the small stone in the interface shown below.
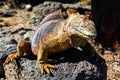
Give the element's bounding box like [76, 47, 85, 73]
[3, 22, 10, 27]
[0, 22, 10, 27]
[29, 17, 43, 26]
[25, 4, 32, 11]
[11, 27, 25, 34]
[3, 5, 11, 9]
[0, 23, 3, 27]
[19, 30, 26, 35]
[113, 64, 120, 71]
[0, 30, 11, 34]
[0, 18, 4, 22]
[24, 31, 35, 41]
[2, 9, 17, 17]
[10, 39, 18, 44]
[29, 18, 36, 24]
[0, 33, 4, 37]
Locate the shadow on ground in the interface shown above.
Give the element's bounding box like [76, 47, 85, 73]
[23, 48, 107, 80]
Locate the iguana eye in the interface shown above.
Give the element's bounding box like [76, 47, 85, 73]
[81, 25, 84, 28]
[80, 23, 84, 28]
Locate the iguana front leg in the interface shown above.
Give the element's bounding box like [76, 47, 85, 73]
[37, 45, 55, 74]
[81, 42, 105, 64]
[3, 39, 32, 65]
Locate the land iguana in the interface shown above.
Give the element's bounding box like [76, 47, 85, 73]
[3, 10, 104, 74]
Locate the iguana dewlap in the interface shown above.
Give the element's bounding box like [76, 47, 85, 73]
[4, 10, 104, 75]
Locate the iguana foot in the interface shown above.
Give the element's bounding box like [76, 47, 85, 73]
[38, 63, 56, 74]
[3, 53, 17, 65]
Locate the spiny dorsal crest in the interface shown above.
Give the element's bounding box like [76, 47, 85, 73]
[39, 10, 63, 26]
[64, 13, 82, 30]
[67, 8, 78, 15]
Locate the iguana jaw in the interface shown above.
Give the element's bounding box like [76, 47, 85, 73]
[78, 29, 97, 39]
[71, 26, 97, 39]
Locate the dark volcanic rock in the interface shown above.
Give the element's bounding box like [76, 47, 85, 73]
[0, 22, 10, 27]
[33, 1, 91, 16]
[0, 1, 4, 6]
[0, 30, 11, 34]
[2, 45, 107, 80]
[10, 25, 32, 35]
[33, 1, 62, 16]
[0, 36, 18, 45]
[0, 44, 17, 78]
[29, 17, 44, 26]
[32, 1, 91, 26]
[23, 31, 35, 41]
[10, 27, 25, 34]
[0, 9, 17, 17]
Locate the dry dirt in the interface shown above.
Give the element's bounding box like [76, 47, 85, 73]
[0, 8, 36, 29]
[0, 5, 120, 80]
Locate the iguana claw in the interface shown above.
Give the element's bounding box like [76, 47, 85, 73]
[38, 63, 56, 74]
[3, 53, 16, 65]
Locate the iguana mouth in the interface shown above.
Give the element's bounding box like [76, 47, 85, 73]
[77, 30, 97, 45]
[76, 29, 96, 39]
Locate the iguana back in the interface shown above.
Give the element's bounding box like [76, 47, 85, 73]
[31, 19, 64, 54]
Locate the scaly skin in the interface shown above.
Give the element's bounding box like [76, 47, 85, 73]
[4, 10, 104, 75]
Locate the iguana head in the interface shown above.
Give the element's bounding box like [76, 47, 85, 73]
[67, 13, 97, 39]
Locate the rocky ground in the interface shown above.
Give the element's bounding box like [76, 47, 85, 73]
[0, 0, 120, 80]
